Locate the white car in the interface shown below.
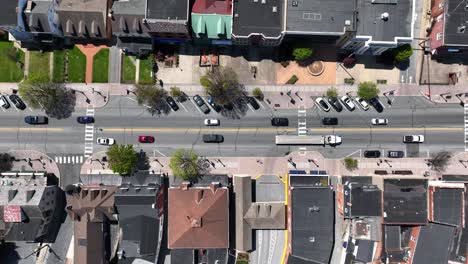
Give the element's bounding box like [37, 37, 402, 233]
[371, 118, 388, 125]
[204, 119, 220, 126]
[97, 137, 115, 145]
[355, 97, 369, 111]
[340, 95, 356, 111]
[315, 97, 331, 112]
[403, 135, 424, 143]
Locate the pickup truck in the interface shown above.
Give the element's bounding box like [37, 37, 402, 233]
[403, 135, 424, 143]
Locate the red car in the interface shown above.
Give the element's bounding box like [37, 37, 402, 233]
[138, 136, 155, 143]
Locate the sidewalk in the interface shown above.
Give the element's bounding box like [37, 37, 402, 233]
[7, 149, 61, 180]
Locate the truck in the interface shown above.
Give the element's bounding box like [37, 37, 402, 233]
[403, 135, 424, 143]
[275, 135, 342, 146]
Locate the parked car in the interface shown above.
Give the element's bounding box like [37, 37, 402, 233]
[193, 95, 210, 114]
[355, 97, 369, 111]
[315, 97, 331, 112]
[247, 97, 260, 110]
[271, 117, 289, 126]
[369, 97, 384, 113]
[364, 150, 381, 158]
[322, 117, 338, 125]
[202, 134, 224, 143]
[138, 136, 155, 143]
[327, 97, 343, 112]
[340, 95, 356, 111]
[204, 119, 220, 126]
[24, 116, 48, 125]
[166, 96, 179, 111]
[77, 116, 95, 124]
[403, 135, 424, 143]
[207, 96, 222, 112]
[387, 151, 404, 158]
[0, 95, 10, 109]
[9, 94, 26, 110]
[371, 118, 388, 125]
[97, 137, 115, 146]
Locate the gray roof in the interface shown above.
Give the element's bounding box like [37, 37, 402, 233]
[146, 0, 188, 20]
[383, 179, 428, 224]
[384, 225, 401, 250]
[344, 182, 382, 218]
[57, 0, 108, 38]
[356, 0, 413, 42]
[25, 0, 53, 33]
[443, 0, 468, 46]
[0, 0, 18, 26]
[432, 187, 463, 226]
[285, 0, 355, 34]
[170, 249, 228, 264]
[442, 175, 468, 182]
[355, 240, 374, 263]
[111, 0, 146, 35]
[232, 0, 284, 38]
[291, 186, 334, 264]
[413, 223, 455, 264]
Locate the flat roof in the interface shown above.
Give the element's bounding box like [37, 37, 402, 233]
[291, 187, 334, 264]
[383, 179, 428, 224]
[0, 0, 18, 26]
[192, 0, 232, 15]
[232, 0, 283, 38]
[432, 187, 463, 226]
[413, 223, 455, 264]
[444, 0, 468, 46]
[285, 0, 355, 34]
[356, 0, 413, 42]
[345, 183, 382, 217]
[355, 240, 374, 263]
[146, 0, 188, 20]
[384, 225, 401, 250]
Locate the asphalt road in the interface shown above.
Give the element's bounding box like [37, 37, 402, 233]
[0, 95, 463, 160]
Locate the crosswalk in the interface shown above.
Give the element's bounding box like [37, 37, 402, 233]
[54, 155, 84, 164]
[465, 104, 468, 151]
[298, 107, 307, 136]
[84, 107, 95, 157]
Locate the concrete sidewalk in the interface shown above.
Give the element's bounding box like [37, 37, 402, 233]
[7, 149, 61, 181]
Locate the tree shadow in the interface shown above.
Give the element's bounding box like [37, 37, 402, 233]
[0, 242, 21, 264]
[136, 151, 150, 170]
[219, 98, 249, 119]
[395, 59, 410, 71]
[46, 89, 76, 119]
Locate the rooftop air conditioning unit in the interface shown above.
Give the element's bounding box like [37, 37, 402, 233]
[345, 20, 351, 26]
[262, 0, 266, 4]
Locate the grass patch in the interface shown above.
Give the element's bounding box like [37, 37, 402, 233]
[67, 47, 86, 83]
[0, 41, 24, 82]
[52, 50, 65, 83]
[122, 55, 136, 83]
[92, 48, 109, 83]
[28, 51, 51, 82]
[138, 57, 155, 85]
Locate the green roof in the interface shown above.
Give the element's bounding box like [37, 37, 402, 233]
[191, 13, 232, 39]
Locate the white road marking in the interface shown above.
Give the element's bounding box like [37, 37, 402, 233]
[258, 100, 266, 109]
[189, 99, 204, 114]
[154, 149, 167, 157]
[247, 103, 255, 112]
[179, 102, 188, 112]
[465, 104, 468, 151]
[345, 149, 362, 158]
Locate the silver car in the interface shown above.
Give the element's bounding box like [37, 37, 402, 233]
[340, 95, 356, 111]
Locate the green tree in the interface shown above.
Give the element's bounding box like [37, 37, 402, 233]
[135, 84, 169, 115]
[18, 82, 76, 119]
[169, 149, 199, 180]
[170, 86, 182, 98]
[357, 82, 380, 100]
[344, 157, 358, 171]
[252, 87, 264, 100]
[200, 67, 245, 107]
[292, 48, 313, 61]
[0, 153, 13, 173]
[326, 87, 338, 98]
[392, 44, 413, 63]
[107, 144, 138, 175]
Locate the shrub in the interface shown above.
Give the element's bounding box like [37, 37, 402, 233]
[292, 48, 313, 61]
[344, 157, 358, 170]
[252, 87, 264, 100]
[326, 87, 338, 98]
[286, 75, 299, 84]
[357, 81, 380, 100]
[392, 44, 413, 63]
[170, 86, 182, 98]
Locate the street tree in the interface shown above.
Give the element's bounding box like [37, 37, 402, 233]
[135, 84, 170, 116]
[344, 157, 358, 171]
[357, 82, 380, 100]
[252, 87, 264, 100]
[0, 153, 13, 173]
[107, 144, 138, 176]
[326, 87, 338, 98]
[18, 82, 76, 119]
[169, 149, 199, 180]
[392, 44, 413, 63]
[170, 86, 182, 98]
[200, 67, 246, 108]
[428, 151, 452, 172]
[292, 48, 314, 61]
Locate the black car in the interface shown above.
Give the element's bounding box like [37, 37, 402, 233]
[247, 97, 260, 110]
[364, 150, 381, 158]
[202, 134, 224, 143]
[387, 151, 404, 158]
[369, 97, 384, 113]
[322, 117, 338, 125]
[24, 116, 48, 125]
[193, 95, 210, 114]
[327, 97, 343, 112]
[9, 94, 26, 110]
[271, 118, 289, 126]
[77, 116, 95, 124]
[166, 96, 179, 111]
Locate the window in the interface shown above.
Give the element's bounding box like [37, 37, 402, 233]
[436, 32, 443, 40]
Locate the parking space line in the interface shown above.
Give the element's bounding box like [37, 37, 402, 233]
[0, 107, 5, 112]
[154, 149, 167, 157]
[179, 102, 189, 112]
[189, 99, 204, 114]
[258, 100, 266, 109]
[247, 103, 255, 112]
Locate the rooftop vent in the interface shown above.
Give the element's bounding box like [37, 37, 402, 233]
[273, 6, 277, 12]
[458, 25, 466, 34]
[234, 13, 239, 17]
[292, 0, 298, 6]
[345, 20, 351, 26]
[381, 12, 389, 21]
[465, 3, 468, 11]
[261, 0, 266, 4]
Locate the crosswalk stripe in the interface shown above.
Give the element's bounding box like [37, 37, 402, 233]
[55, 157, 58, 163]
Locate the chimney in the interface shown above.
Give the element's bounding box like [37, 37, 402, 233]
[180, 182, 191, 190]
[8, 189, 18, 202]
[195, 190, 204, 204]
[26, 190, 35, 202]
[210, 182, 220, 193]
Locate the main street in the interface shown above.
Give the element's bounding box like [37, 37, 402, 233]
[0, 95, 463, 160]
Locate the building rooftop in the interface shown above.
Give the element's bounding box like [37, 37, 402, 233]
[285, 0, 355, 34]
[232, 0, 283, 38]
[430, 186, 464, 226]
[443, 0, 468, 46]
[171, 248, 228, 264]
[0, 0, 19, 26]
[356, 0, 413, 42]
[57, 0, 109, 38]
[291, 186, 334, 264]
[384, 225, 401, 251]
[413, 223, 456, 264]
[355, 240, 375, 263]
[344, 182, 382, 218]
[383, 179, 428, 224]
[192, 0, 232, 15]
[168, 182, 229, 249]
[146, 0, 188, 20]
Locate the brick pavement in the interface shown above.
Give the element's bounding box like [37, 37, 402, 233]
[7, 149, 61, 181]
[76, 44, 106, 84]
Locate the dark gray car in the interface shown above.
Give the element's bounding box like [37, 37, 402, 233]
[203, 134, 224, 143]
[24, 116, 48, 125]
[193, 95, 210, 114]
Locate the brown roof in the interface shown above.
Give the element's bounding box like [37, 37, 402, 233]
[168, 183, 229, 249]
[74, 220, 106, 264]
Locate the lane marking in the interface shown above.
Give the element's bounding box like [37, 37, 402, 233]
[179, 101, 189, 112]
[0, 128, 64, 132]
[189, 99, 204, 114]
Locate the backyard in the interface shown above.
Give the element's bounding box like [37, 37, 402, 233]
[92, 48, 109, 83]
[67, 47, 86, 83]
[0, 41, 24, 82]
[28, 51, 50, 82]
[122, 55, 136, 83]
[139, 56, 155, 84]
[52, 50, 65, 83]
